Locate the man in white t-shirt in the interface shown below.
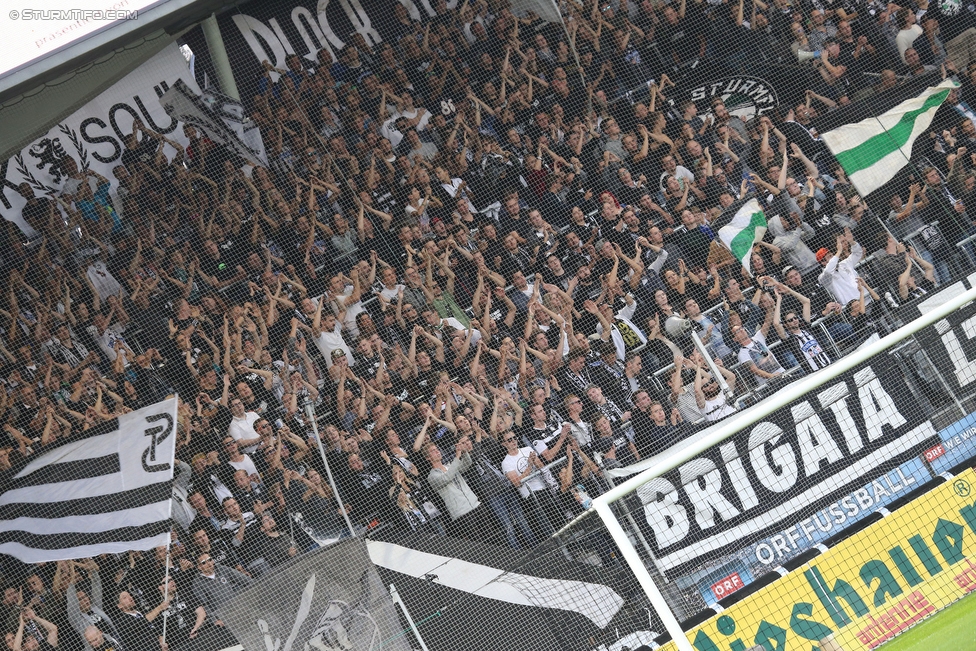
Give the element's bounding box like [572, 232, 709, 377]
[500, 432, 547, 499]
[895, 8, 924, 63]
[694, 364, 738, 422]
[659, 154, 694, 191]
[221, 437, 260, 478]
[227, 398, 262, 453]
[313, 308, 354, 369]
[326, 274, 364, 338]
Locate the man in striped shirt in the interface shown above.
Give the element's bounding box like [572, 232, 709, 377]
[773, 288, 832, 373]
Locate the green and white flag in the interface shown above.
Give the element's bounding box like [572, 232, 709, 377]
[714, 196, 767, 275]
[821, 79, 957, 197]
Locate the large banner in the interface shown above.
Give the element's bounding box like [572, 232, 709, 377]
[220, 539, 412, 651]
[631, 354, 936, 579]
[0, 43, 199, 235]
[912, 282, 976, 400]
[0, 399, 178, 563]
[660, 467, 976, 651]
[206, 0, 423, 102]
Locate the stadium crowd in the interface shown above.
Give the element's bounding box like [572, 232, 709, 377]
[0, 0, 974, 649]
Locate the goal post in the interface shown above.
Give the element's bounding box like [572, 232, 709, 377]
[592, 285, 976, 651]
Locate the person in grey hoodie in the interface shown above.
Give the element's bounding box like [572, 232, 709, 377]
[66, 561, 121, 651]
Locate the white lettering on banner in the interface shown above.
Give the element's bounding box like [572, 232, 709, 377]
[233, 0, 395, 76]
[232, 15, 290, 79]
[0, 44, 197, 233]
[637, 477, 688, 548]
[938, 314, 976, 388]
[292, 6, 337, 62]
[793, 401, 844, 476]
[338, 0, 382, 46]
[686, 75, 779, 117]
[641, 364, 928, 562]
[855, 366, 907, 440]
[684, 468, 740, 530]
[819, 382, 862, 454]
[751, 467, 917, 565]
[269, 18, 298, 56]
[748, 424, 798, 493]
[720, 441, 759, 510]
[655, 421, 935, 570]
[313, 0, 347, 51]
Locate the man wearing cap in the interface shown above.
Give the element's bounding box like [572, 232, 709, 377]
[817, 228, 867, 308]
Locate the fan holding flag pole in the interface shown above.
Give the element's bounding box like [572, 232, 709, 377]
[711, 194, 769, 277]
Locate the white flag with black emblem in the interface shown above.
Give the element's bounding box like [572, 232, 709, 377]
[0, 399, 178, 563]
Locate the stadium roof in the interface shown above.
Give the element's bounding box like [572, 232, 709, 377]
[0, 0, 228, 162]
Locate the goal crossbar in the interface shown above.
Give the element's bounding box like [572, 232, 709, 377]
[592, 285, 976, 651]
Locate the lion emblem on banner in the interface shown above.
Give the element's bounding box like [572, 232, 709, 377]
[14, 124, 91, 196]
[28, 138, 70, 183]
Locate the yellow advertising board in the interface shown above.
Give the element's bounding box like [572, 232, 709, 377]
[661, 468, 976, 651]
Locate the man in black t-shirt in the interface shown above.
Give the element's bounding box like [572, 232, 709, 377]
[154, 578, 197, 651]
[657, 0, 700, 64]
[114, 592, 161, 651]
[631, 394, 690, 458]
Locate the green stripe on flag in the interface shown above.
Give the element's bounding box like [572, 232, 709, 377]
[834, 89, 950, 175]
[728, 211, 766, 261]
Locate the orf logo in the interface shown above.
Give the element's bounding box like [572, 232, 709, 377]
[710, 572, 745, 600]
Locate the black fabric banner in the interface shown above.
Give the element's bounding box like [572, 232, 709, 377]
[219, 539, 412, 651]
[910, 284, 976, 398]
[187, 0, 404, 105]
[633, 353, 937, 578]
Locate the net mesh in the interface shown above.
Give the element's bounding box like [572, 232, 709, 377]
[0, 0, 975, 649]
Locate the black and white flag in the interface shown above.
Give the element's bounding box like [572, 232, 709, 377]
[159, 79, 267, 167]
[0, 400, 178, 563]
[221, 539, 411, 651]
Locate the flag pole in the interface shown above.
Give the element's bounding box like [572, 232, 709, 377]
[875, 215, 925, 279]
[161, 532, 172, 644]
[303, 396, 356, 538]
